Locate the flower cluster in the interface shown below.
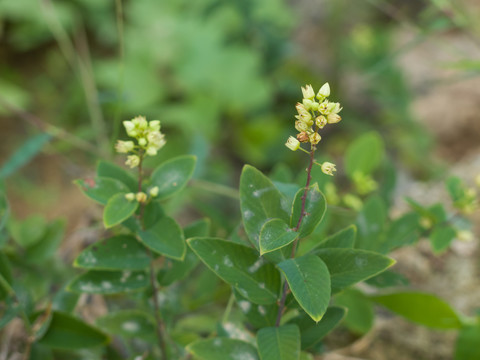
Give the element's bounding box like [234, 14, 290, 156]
[125, 186, 159, 204]
[115, 116, 166, 168]
[285, 83, 342, 176]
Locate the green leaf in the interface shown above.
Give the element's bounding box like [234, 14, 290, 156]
[75, 177, 130, 205]
[371, 292, 462, 329]
[0, 191, 9, 231]
[96, 310, 156, 342]
[380, 212, 420, 253]
[290, 184, 326, 237]
[234, 289, 278, 328]
[0, 252, 13, 300]
[455, 325, 480, 360]
[288, 306, 346, 349]
[345, 132, 384, 177]
[151, 155, 196, 200]
[187, 338, 259, 360]
[157, 219, 209, 286]
[315, 248, 395, 293]
[240, 165, 290, 251]
[260, 219, 298, 255]
[9, 215, 47, 248]
[0, 133, 51, 179]
[74, 235, 150, 271]
[97, 160, 137, 191]
[138, 216, 186, 260]
[39, 311, 109, 349]
[68, 270, 148, 295]
[278, 255, 330, 322]
[103, 193, 139, 229]
[355, 195, 387, 251]
[188, 237, 281, 305]
[335, 289, 374, 335]
[445, 176, 464, 202]
[52, 286, 80, 313]
[257, 324, 300, 360]
[430, 226, 456, 254]
[311, 225, 356, 251]
[25, 219, 65, 263]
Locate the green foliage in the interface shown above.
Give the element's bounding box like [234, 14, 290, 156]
[103, 193, 139, 228]
[187, 338, 260, 360]
[151, 155, 197, 200]
[257, 325, 300, 360]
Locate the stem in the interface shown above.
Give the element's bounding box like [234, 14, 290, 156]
[275, 145, 316, 327]
[136, 156, 168, 359]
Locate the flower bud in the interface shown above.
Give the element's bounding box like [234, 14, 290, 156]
[149, 186, 159, 197]
[146, 146, 158, 156]
[295, 120, 310, 132]
[285, 136, 300, 151]
[321, 162, 336, 176]
[318, 101, 330, 115]
[138, 138, 147, 147]
[136, 192, 147, 203]
[125, 192, 135, 201]
[149, 120, 161, 131]
[147, 131, 166, 149]
[301, 84, 315, 100]
[309, 132, 321, 145]
[315, 116, 327, 129]
[132, 116, 148, 130]
[327, 113, 342, 124]
[123, 121, 137, 137]
[327, 102, 342, 114]
[295, 102, 309, 115]
[302, 98, 314, 111]
[295, 112, 313, 124]
[125, 155, 140, 168]
[115, 140, 135, 153]
[316, 82, 330, 99]
[297, 132, 310, 143]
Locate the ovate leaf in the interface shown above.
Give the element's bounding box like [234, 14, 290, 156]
[75, 177, 130, 205]
[290, 184, 326, 237]
[187, 338, 259, 360]
[311, 225, 356, 251]
[315, 248, 395, 293]
[430, 226, 456, 254]
[188, 237, 281, 305]
[74, 235, 150, 271]
[240, 165, 290, 250]
[103, 193, 138, 228]
[260, 219, 298, 255]
[138, 216, 186, 260]
[151, 155, 196, 200]
[39, 311, 109, 349]
[278, 255, 330, 322]
[371, 292, 462, 329]
[455, 325, 480, 360]
[68, 270, 148, 295]
[257, 324, 300, 360]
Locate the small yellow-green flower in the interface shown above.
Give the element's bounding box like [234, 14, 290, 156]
[124, 192, 136, 201]
[285, 136, 300, 151]
[136, 192, 147, 203]
[301, 84, 315, 100]
[316, 82, 330, 100]
[125, 155, 140, 168]
[115, 140, 135, 154]
[321, 162, 336, 176]
[149, 186, 159, 197]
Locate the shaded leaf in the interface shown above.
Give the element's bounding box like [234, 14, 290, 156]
[96, 310, 156, 342]
[335, 288, 374, 335]
[430, 226, 456, 254]
[345, 132, 384, 177]
[454, 325, 480, 360]
[311, 225, 356, 251]
[355, 195, 387, 251]
[288, 306, 346, 349]
[234, 289, 278, 328]
[25, 219, 65, 263]
[39, 311, 109, 349]
[97, 160, 137, 191]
